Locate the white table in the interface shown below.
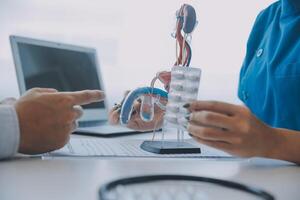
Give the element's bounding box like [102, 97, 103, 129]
[0, 133, 299, 200]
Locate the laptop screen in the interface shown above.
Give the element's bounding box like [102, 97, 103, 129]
[16, 42, 105, 109]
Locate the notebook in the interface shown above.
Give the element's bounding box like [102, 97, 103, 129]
[45, 138, 234, 159]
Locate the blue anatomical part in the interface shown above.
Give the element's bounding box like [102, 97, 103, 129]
[120, 87, 168, 125]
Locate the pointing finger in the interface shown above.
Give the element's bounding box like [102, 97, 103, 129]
[62, 90, 105, 106]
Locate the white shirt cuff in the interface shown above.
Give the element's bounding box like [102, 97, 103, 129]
[0, 105, 20, 159]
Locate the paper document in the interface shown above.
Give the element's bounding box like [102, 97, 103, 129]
[46, 138, 233, 158]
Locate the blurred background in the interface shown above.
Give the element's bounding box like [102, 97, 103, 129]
[0, 0, 275, 108]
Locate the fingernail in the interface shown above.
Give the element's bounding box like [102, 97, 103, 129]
[114, 105, 120, 111]
[185, 114, 191, 121]
[183, 103, 190, 108]
[131, 110, 137, 115]
[183, 124, 188, 129]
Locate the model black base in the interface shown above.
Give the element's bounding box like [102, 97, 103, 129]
[140, 141, 201, 154]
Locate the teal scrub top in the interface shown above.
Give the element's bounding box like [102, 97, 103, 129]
[238, 0, 300, 130]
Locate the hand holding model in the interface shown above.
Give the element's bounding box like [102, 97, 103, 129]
[185, 101, 278, 158]
[109, 91, 167, 131]
[185, 101, 300, 164]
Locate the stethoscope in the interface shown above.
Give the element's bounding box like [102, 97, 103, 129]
[99, 175, 275, 200]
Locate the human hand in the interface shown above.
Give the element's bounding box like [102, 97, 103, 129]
[126, 98, 166, 131]
[15, 88, 105, 154]
[109, 91, 167, 131]
[185, 101, 278, 157]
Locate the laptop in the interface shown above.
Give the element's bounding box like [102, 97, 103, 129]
[10, 35, 148, 137]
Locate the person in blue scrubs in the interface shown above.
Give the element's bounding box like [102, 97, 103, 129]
[185, 0, 300, 164]
[110, 0, 300, 164]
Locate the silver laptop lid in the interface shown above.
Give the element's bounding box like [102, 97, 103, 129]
[10, 35, 108, 122]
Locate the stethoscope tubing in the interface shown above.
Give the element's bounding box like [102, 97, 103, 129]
[99, 175, 275, 200]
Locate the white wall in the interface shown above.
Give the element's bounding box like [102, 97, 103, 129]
[0, 0, 276, 108]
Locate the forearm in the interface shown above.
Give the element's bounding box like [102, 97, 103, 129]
[267, 128, 300, 164]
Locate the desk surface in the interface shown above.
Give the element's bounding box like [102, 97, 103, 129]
[0, 134, 299, 200]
